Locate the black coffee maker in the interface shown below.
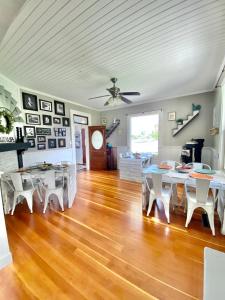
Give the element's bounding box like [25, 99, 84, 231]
[181, 138, 204, 164]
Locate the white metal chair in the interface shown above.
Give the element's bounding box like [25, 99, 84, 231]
[43, 170, 64, 213]
[185, 162, 211, 170]
[185, 178, 216, 235]
[10, 173, 35, 215]
[146, 173, 173, 223]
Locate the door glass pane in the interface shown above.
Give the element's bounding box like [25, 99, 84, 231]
[92, 130, 103, 149]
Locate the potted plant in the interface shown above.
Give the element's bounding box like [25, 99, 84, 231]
[176, 118, 183, 125]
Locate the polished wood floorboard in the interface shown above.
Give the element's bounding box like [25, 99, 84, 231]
[1, 170, 225, 300]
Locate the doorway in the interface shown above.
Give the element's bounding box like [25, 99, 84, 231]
[70, 110, 91, 171]
[75, 124, 87, 171]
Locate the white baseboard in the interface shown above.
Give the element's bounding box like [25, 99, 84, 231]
[0, 252, 12, 270]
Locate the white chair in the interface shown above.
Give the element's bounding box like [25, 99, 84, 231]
[64, 164, 76, 208]
[185, 162, 211, 170]
[185, 178, 215, 235]
[161, 160, 181, 206]
[146, 173, 173, 223]
[10, 173, 35, 215]
[43, 170, 64, 213]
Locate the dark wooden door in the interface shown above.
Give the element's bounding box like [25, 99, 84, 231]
[89, 126, 107, 170]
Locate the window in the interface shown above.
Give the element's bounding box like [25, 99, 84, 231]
[129, 113, 159, 154]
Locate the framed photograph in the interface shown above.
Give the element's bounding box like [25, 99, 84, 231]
[168, 112, 176, 121]
[42, 114, 52, 126]
[54, 100, 65, 116]
[22, 92, 38, 111]
[101, 118, 107, 125]
[58, 138, 66, 148]
[39, 99, 52, 112]
[37, 143, 46, 150]
[37, 136, 46, 142]
[26, 113, 41, 125]
[24, 126, 36, 138]
[53, 117, 61, 124]
[48, 138, 57, 149]
[54, 128, 66, 137]
[36, 127, 51, 135]
[74, 114, 88, 125]
[27, 138, 36, 148]
[62, 117, 70, 127]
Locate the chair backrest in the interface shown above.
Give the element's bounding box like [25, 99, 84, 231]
[44, 170, 56, 189]
[151, 173, 162, 197]
[186, 162, 211, 170]
[10, 173, 23, 191]
[161, 160, 181, 170]
[196, 179, 211, 204]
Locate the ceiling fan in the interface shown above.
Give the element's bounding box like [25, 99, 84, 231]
[88, 77, 140, 106]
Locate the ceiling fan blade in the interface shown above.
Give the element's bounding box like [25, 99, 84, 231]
[88, 95, 110, 100]
[119, 92, 140, 96]
[120, 96, 132, 104]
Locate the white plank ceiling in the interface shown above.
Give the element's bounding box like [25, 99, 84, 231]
[0, 0, 225, 110]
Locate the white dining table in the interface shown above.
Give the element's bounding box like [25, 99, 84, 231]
[1, 164, 76, 214]
[142, 165, 225, 234]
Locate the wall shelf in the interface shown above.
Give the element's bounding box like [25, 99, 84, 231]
[0, 142, 30, 153]
[172, 110, 200, 136]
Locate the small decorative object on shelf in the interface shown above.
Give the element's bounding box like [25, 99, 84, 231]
[209, 128, 219, 135]
[192, 103, 201, 111]
[176, 118, 183, 125]
[16, 127, 23, 142]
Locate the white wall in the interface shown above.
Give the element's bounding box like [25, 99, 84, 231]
[101, 92, 215, 162]
[0, 73, 100, 167]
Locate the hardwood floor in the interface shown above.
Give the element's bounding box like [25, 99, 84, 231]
[1, 171, 225, 300]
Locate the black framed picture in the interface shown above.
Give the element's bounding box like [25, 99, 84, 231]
[58, 138, 66, 148]
[48, 138, 57, 149]
[37, 136, 46, 142]
[39, 99, 52, 112]
[42, 115, 52, 126]
[54, 100, 65, 116]
[24, 126, 36, 138]
[26, 113, 41, 125]
[36, 127, 51, 135]
[53, 117, 61, 124]
[62, 117, 70, 127]
[27, 138, 36, 148]
[54, 128, 66, 137]
[37, 143, 46, 150]
[22, 92, 38, 111]
[74, 114, 88, 125]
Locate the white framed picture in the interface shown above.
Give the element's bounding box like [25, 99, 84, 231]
[101, 118, 107, 125]
[168, 111, 176, 121]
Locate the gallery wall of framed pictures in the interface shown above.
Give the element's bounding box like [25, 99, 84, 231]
[21, 90, 70, 151]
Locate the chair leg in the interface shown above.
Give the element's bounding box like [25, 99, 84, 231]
[147, 196, 155, 217]
[58, 192, 64, 212]
[164, 203, 170, 223]
[205, 208, 215, 236]
[26, 194, 33, 213]
[185, 206, 195, 228]
[11, 194, 18, 215]
[43, 193, 49, 214]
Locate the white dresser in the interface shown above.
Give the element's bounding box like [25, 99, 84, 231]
[119, 157, 151, 182]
